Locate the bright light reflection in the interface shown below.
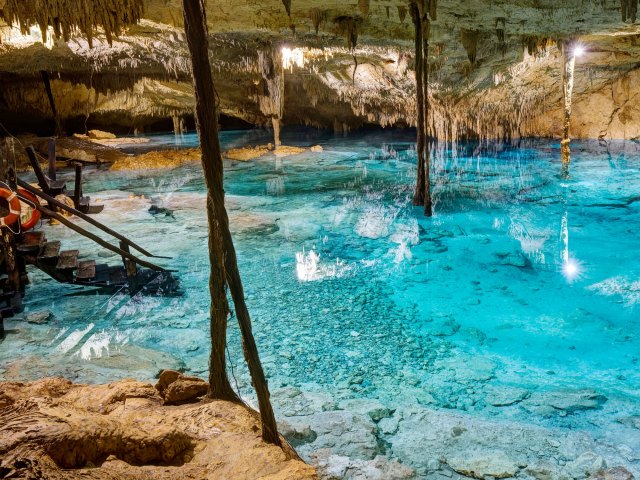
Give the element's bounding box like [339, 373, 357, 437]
[562, 257, 583, 283]
[281, 47, 305, 71]
[573, 45, 585, 57]
[2, 24, 55, 49]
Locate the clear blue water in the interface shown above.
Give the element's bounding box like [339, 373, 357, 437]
[2, 129, 640, 476]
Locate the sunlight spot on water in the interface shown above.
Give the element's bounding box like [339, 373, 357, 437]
[562, 257, 583, 283]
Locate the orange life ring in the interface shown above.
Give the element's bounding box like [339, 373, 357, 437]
[0, 188, 21, 228]
[18, 188, 41, 231]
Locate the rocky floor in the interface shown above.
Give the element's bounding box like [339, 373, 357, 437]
[275, 388, 638, 480]
[0, 374, 317, 480]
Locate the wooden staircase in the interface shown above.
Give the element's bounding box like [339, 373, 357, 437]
[16, 231, 179, 295]
[0, 138, 180, 338]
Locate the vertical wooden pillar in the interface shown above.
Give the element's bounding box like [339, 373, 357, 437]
[410, 2, 426, 208]
[410, 0, 434, 216]
[422, 8, 433, 217]
[48, 138, 57, 181]
[182, 0, 281, 445]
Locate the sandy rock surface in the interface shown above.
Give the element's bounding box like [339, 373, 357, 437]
[0, 376, 317, 480]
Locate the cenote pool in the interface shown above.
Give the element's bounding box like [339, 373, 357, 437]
[2, 129, 639, 478]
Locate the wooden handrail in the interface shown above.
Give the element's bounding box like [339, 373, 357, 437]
[34, 204, 170, 273]
[17, 178, 171, 260]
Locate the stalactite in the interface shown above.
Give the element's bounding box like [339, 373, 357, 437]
[333, 16, 361, 50]
[358, 0, 370, 17]
[1, 0, 144, 47]
[310, 8, 327, 35]
[281, 0, 292, 17]
[495, 18, 506, 44]
[460, 29, 480, 65]
[621, 0, 638, 22]
[386, 6, 391, 19]
[397, 6, 408, 24]
[522, 36, 553, 57]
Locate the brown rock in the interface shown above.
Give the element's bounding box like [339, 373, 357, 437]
[163, 377, 209, 405]
[155, 370, 209, 405]
[0, 377, 317, 480]
[88, 129, 117, 140]
[155, 369, 182, 394]
[591, 467, 636, 480]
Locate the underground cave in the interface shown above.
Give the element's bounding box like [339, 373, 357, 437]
[0, 0, 639, 479]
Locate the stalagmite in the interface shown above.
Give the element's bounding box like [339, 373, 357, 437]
[182, 0, 280, 445]
[560, 40, 576, 171]
[258, 48, 285, 148]
[172, 115, 186, 137]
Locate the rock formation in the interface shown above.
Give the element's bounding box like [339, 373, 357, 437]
[0, 375, 317, 479]
[0, 1, 638, 140]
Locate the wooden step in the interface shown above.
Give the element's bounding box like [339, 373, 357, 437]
[109, 266, 128, 285]
[56, 250, 79, 271]
[93, 264, 111, 284]
[38, 241, 61, 261]
[76, 260, 96, 280]
[17, 231, 45, 253]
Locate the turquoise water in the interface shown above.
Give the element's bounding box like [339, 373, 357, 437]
[2, 129, 639, 477]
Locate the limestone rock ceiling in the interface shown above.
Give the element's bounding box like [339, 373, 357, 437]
[0, 0, 639, 139]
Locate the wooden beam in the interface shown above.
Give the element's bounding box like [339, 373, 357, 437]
[17, 179, 169, 260]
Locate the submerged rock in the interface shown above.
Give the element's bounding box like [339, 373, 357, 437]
[483, 385, 530, 407]
[565, 452, 607, 479]
[524, 389, 607, 417]
[25, 311, 54, 324]
[312, 451, 414, 480]
[148, 205, 175, 217]
[590, 467, 636, 480]
[446, 450, 522, 479]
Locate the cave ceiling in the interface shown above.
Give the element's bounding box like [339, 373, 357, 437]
[0, 0, 638, 139]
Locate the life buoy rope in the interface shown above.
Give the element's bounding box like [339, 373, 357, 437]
[0, 188, 21, 228]
[17, 189, 41, 231]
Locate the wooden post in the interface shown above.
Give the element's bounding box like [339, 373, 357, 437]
[422, 6, 433, 217]
[119, 241, 138, 278]
[73, 163, 83, 207]
[411, 2, 425, 207]
[40, 71, 64, 137]
[48, 138, 57, 181]
[182, 0, 281, 445]
[410, 0, 433, 216]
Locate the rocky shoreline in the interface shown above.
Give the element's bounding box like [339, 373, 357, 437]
[2, 372, 636, 479]
[0, 374, 316, 480]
